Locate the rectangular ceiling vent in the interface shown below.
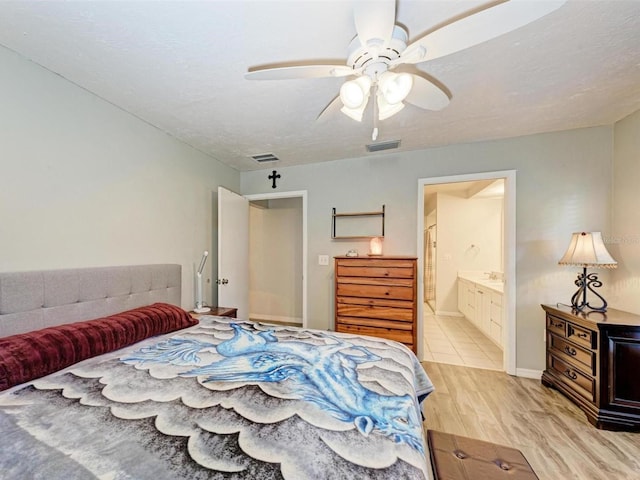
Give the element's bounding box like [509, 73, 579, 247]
[366, 140, 401, 153]
[251, 152, 279, 163]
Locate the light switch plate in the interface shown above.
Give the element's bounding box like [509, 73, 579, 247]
[318, 255, 329, 266]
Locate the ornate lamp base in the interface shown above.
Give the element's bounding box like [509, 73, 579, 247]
[570, 267, 608, 312]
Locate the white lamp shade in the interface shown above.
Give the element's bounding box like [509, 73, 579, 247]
[339, 76, 372, 109]
[558, 232, 617, 268]
[378, 71, 413, 105]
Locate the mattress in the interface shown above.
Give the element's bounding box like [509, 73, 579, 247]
[0, 314, 434, 479]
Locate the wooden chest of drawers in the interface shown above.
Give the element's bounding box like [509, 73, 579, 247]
[541, 304, 640, 431]
[334, 256, 417, 353]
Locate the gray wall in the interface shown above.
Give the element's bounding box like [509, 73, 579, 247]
[241, 126, 614, 371]
[611, 108, 640, 312]
[0, 45, 240, 309]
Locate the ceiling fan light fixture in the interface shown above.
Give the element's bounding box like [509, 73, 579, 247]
[378, 71, 413, 105]
[340, 103, 368, 122]
[339, 76, 372, 109]
[377, 94, 405, 120]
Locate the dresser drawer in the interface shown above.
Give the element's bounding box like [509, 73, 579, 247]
[336, 283, 414, 300]
[336, 265, 414, 279]
[336, 316, 413, 331]
[567, 322, 596, 350]
[336, 303, 414, 322]
[548, 333, 595, 374]
[337, 295, 413, 309]
[547, 314, 566, 337]
[336, 258, 416, 269]
[335, 323, 413, 347]
[548, 354, 595, 402]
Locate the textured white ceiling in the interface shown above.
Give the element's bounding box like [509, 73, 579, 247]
[1, 1, 639, 172]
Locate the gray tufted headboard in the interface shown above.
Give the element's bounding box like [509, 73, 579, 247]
[0, 264, 181, 338]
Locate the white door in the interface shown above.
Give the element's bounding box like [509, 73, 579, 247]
[217, 187, 249, 319]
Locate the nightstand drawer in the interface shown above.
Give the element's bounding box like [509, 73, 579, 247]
[547, 314, 566, 337]
[549, 333, 595, 374]
[548, 354, 594, 402]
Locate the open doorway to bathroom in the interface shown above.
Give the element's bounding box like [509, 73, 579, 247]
[417, 171, 516, 375]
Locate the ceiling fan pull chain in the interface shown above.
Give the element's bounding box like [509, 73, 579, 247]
[372, 84, 379, 141]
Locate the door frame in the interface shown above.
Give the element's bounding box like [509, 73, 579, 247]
[417, 170, 516, 375]
[244, 190, 308, 328]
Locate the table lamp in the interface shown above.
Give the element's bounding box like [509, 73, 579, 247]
[558, 232, 617, 312]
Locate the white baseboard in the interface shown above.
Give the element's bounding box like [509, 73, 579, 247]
[249, 313, 302, 324]
[516, 368, 543, 379]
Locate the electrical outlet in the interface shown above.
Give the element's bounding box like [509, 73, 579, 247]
[318, 255, 329, 266]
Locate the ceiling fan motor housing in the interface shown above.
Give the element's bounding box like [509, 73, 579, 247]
[347, 25, 409, 77]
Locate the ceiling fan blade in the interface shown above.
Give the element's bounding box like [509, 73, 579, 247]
[400, 0, 566, 64]
[316, 95, 343, 122]
[354, 0, 396, 47]
[245, 65, 354, 80]
[404, 74, 450, 111]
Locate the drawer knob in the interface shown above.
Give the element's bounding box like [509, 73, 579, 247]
[564, 346, 577, 356]
[552, 321, 563, 328]
[576, 332, 588, 339]
[564, 369, 578, 381]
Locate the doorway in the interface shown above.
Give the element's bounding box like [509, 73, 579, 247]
[424, 221, 437, 312]
[417, 171, 516, 375]
[217, 188, 307, 327]
[245, 191, 308, 328]
[249, 197, 303, 325]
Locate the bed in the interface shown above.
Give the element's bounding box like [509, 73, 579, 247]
[0, 264, 434, 479]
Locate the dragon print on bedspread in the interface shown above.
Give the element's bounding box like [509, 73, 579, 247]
[123, 323, 424, 453]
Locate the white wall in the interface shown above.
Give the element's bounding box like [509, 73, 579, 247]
[241, 126, 613, 371]
[436, 193, 502, 313]
[249, 197, 303, 322]
[0, 46, 240, 309]
[610, 108, 640, 313]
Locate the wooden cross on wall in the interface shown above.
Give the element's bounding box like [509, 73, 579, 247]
[268, 170, 281, 189]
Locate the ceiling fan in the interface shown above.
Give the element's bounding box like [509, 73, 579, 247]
[245, 0, 566, 140]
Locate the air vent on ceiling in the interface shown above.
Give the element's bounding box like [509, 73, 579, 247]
[366, 140, 401, 153]
[251, 152, 279, 163]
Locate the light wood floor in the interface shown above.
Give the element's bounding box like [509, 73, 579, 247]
[421, 362, 640, 480]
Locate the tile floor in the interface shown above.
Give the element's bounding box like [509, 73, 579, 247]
[422, 308, 503, 370]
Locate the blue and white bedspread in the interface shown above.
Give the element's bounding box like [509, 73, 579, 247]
[0, 316, 434, 479]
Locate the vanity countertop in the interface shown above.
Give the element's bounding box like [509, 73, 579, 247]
[458, 272, 504, 294]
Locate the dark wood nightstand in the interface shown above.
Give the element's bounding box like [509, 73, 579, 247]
[541, 304, 640, 431]
[190, 307, 237, 319]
